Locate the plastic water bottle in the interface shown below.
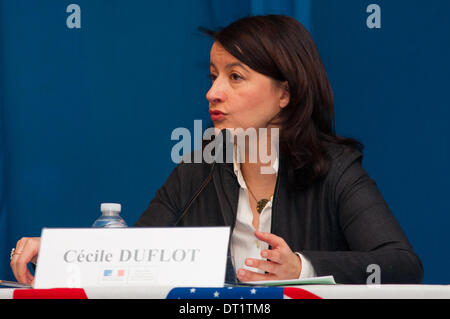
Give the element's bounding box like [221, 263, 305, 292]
[92, 203, 128, 228]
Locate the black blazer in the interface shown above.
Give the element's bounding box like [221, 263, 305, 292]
[135, 142, 424, 284]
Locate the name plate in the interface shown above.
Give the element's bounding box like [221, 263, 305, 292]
[34, 227, 230, 289]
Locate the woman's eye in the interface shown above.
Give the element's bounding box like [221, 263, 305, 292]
[208, 73, 243, 82]
[230, 73, 243, 81]
[208, 73, 217, 82]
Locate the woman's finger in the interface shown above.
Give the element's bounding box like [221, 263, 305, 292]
[254, 231, 286, 248]
[261, 249, 283, 264]
[245, 258, 279, 274]
[237, 268, 275, 282]
[13, 254, 33, 284]
[10, 238, 28, 283]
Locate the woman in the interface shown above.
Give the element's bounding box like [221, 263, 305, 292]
[10, 15, 423, 285]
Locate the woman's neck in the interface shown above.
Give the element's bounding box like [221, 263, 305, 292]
[235, 126, 279, 175]
[237, 131, 278, 198]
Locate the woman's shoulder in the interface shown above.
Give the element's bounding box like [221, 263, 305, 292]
[172, 149, 216, 177]
[324, 141, 364, 174]
[157, 150, 216, 199]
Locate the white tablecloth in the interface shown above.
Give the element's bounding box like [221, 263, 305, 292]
[1, 285, 450, 299]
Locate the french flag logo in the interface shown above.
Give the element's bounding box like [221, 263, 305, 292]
[103, 269, 126, 278]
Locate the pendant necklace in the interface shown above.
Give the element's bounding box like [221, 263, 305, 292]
[247, 186, 271, 214]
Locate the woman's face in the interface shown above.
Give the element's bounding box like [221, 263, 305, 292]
[206, 42, 289, 131]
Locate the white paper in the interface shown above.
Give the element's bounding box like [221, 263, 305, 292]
[242, 275, 336, 286]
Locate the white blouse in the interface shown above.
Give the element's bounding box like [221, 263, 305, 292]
[229, 146, 316, 279]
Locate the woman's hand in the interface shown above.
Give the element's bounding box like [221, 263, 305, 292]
[10, 237, 41, 285]
[237, 231, 302, 282]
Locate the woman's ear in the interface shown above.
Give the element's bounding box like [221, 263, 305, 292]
[279, 81, 290, 108]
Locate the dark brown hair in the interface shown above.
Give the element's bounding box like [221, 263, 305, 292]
[201, 15, 363, 189]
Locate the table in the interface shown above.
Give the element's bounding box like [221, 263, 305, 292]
[1, 285, 450, 299]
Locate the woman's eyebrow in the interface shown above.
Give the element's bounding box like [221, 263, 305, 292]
[225, 62, 249, 72]
[209, 61, 250, 73]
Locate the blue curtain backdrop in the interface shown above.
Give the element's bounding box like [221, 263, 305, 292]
[0, 56, 6, 280]
[0, 0, 449, 284]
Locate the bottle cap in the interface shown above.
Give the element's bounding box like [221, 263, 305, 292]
[100, 203, 121, 214]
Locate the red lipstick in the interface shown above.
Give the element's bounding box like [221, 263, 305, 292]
[209, 109, 225, 121]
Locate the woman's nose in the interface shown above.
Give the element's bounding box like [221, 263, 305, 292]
[206, 79, 226, 104]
